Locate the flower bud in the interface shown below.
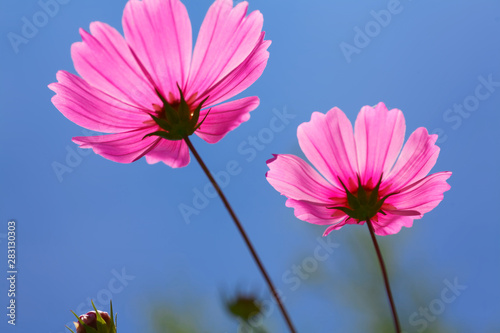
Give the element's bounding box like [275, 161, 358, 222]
[67, 301, 116, 333]
[226, 293, 263, 322]
[74, 311, 111, 333]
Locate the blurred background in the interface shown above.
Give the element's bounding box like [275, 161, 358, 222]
[1, 0, 499, 332]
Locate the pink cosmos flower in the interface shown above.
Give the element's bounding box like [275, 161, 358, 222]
[266, 103, 452, 236]
[49, 0, 270, 168]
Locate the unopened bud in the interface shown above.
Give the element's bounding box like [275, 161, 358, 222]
[75, 311, 111, 333]
[67, 301, 116, 333]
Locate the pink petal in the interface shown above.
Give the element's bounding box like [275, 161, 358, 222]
[194, 33, 270, 108]
[382, 127, 441, 194]
[354, 103, 406, 187]
[297, 108, 358, 191]
[266, 154, 344, 203]
[267, 154, 348, 228]
[286, 199, 347, 226]
[372, 171, 451, 235]
[122, 0, 192, 100]
[195, 96, 259, 144]
[370, 215, 414, 236]
[322, 217, 356, 236]
[385, 171, 452, 216]
[73, 127, 160, 163]
[145, 139, 190, 168]
[71, 22, 159, 109]
[187, 0, 265, 104]
[49, 71, 150, 133]
[385, 209, 421, 216]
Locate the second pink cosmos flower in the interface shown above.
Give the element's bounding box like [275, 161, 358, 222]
[266, 103, 452, 236]
[49, 0, 270, 168]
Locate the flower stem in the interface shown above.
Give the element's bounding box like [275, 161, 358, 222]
[366, 220, 401, 333]
[184, 137, 297, 333]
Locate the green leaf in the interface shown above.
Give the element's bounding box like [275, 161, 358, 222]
[143, 131, 182, 141]
[155, 87, 179, 125]
[176, 84, 191, 123]
[164, 101, 180, 124]
[356, 176, 367, 203]
[328, 206, 355, 217]
[190, 96, 210, 129]
[150, 115, 172, 132]
[92, 303, 108, 332]
[109, 300, 114, 326]
[154, 88, 169, 106]
[71, 311, 97, 333]
[193, 107, 211, 131]
[368, 174, 383, 206]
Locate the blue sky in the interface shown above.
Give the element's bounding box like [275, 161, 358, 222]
[1, 0, 499, 332]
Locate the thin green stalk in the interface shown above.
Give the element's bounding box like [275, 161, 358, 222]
[366, 220, 401, 333]
[184, 136, 297, 333]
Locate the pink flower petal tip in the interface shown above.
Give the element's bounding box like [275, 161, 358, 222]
[266, 103, 452, 236]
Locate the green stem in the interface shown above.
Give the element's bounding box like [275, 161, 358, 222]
[366, 220, 401, 333]
[184, 136, 297, 333]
